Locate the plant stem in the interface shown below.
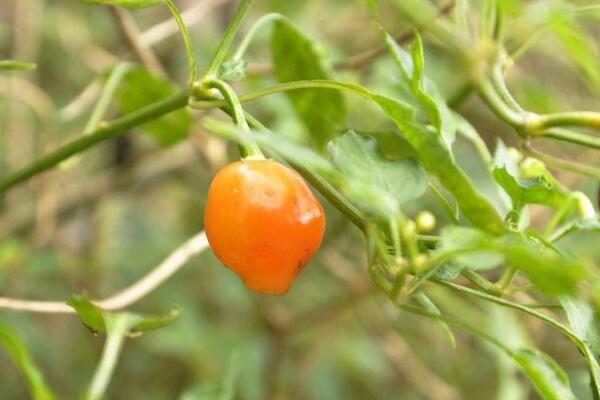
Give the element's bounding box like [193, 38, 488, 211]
[0, 231, 208, 314]
[476, 79, 526, 130]
[461, 269, 501, 295]
[447, 82, 473, 109]
[397, 303, 513, 354]
[437, 281, 600, 395]
[542, 128, 600, 150]
[537, 111, 600, 131]
[0, 88, 193, 194]
[204, 80, 249, 130]
[83, 63, 132, 135]
[490, 62, 523, 113]
[433, 280, 600, 395]
[496, 267, 517, 293]
[204, 79, 262, 158]
[204, 0, 253, 79]
[524, 145, 600, 180]
[231, 13, 282, 62]
[436, 280, 579, 344]
[165, 0, 197, 85]
[189, 80, 374, 110]
[61, 62, 133, 169]
[478, 62, 600, 142]
[85, 314, 135, 400]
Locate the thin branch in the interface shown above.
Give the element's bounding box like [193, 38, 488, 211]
[59, 79, 102, 120]
[246, 1, 455, 76]
[85, 314, 136, 400]
[537, 111, 600, 132]
[110, 7, 166, 77]
[60, 1, 227, 121]
[0, 88, 192, 194]
[140, 0, 229, 46]
[524, 144, 600, 180]
[0, 231, 209, 314]
[542, 128, 600, 150]
[96, 231, 208, 310]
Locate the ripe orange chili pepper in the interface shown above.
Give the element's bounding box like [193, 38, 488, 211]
[204, 159, 326, 294]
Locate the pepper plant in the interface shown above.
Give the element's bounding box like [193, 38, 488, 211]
[1, 0, 600, 399]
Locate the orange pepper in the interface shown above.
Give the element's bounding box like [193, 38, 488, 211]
[204, 159, 326, 294]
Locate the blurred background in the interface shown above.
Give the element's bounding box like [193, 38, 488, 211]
[1, 0, 599, 398]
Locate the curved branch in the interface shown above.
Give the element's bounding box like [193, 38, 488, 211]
[189, 79, 374, 110]
[0, 231, 209, 314]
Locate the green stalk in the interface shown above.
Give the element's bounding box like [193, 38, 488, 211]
[542, 128, 600, 150]
[525, 146, 600, 180]
[204, 0, 254, 79]
[205, 79, 262, 159]
[231, 13, 283, 62]
[490, 62, 523, 113]
[398, 303, 513, 354]
[476, 79, 526, 130]
[436, 280, 581, 347]
[61, 62, 133, 169]
[189, 80, 374, 110]
[0, 88, 193, 194]
[436, 281, 600, 395]
[461, 269, 501, 295]
[165, 0, 196, 85]
[537, 111, 600, 131]
[204, 79, 249, 131]
[85, 314, 136, 400]
[496, 267, 517, 293]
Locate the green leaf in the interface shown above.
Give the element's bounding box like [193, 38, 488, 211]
[434, 263, 462, 281]
[378, 33, 503, 233]
[358, 130, 417, 160]
[68, 293, 181, 334]
[500, 234, 584, 295]
[552, 219, 600, 241]
[271, 20, 346, 148]
[385, 32, 457, 145]
[513, 348, 577, 400]
[80, 0, 164, 9]
[327, 131, 427, 217]
[0, 60, 37, 71]
[375, 95, 505, 233]
[0, 322, 56, 400]
[560, 297, 597, 349]
[436, 227, 585, 295]
[414, 292, 456, 348]
[493, 167, 569, 210]
[130, 307, 181, 333]
[436, 227, 504, 271]
[202, 118, 336, 178]
[67, 293, 107, 333]
[116, 67, 192, 146]
[219, 60, 248, 81]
